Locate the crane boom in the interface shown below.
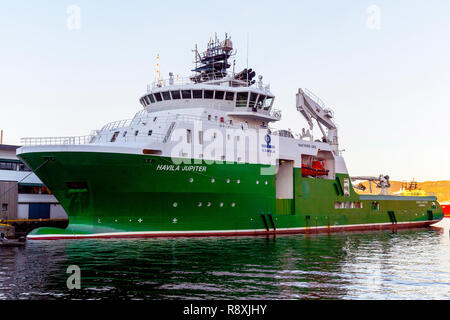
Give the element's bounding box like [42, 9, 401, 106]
[296, 88, 338, 146]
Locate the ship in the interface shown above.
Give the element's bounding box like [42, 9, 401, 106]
[397, 180, 427, 197]
[17, 34, 444, 240]
[441, 202, 450, 218]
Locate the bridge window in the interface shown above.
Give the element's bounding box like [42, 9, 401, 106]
[182, 90, 192, 99]
[236, 92, 248, 107]
[171, 90, 181, 99]
[162, 91, 171, 100]
[256, 95, 265, 109]
[249, 93, 258, 109]
[215, 91, 225, 100]
[204, 90, 214, 99]
[264, 97, 273, 110]
[193, 90, 203, 99]
[225, 91, 235, 101]
[154, 92, 163, 102]
[143, 96, 150, 105]
[148, 94, 155, 103]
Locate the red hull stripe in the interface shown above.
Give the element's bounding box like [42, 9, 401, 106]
[26, 220, 442, 240]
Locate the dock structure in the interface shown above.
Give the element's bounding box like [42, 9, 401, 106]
[0, 143, 68, 238]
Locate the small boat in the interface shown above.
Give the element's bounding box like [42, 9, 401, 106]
[301, 159, 329, 177]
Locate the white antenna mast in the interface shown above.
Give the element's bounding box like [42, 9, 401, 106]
[246, 32, 249, 85]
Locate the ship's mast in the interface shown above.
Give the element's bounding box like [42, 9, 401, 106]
[190, 33, 235, 83]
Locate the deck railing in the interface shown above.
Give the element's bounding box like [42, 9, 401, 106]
[21, 135, 95, 146]
[146, 74, 271, 92]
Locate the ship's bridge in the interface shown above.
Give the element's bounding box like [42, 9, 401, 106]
[138, 76, 280, 123]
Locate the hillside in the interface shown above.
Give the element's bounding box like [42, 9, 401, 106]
[354, 180, 450, 203]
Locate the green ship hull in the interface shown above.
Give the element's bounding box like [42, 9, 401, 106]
[18, 151, 444, 240]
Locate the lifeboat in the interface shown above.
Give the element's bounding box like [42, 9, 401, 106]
[302, 159, 329, 177]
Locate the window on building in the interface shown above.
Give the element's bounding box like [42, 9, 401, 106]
[236, 92, 248, 107]
[0, 161, 17, 171]
[18, 163, 31, 171]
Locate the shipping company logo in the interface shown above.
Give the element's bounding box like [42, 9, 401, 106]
[262, 134, 275, 153]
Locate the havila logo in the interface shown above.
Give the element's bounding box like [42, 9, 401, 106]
[262, 134, 275, 153]
[66, 265, 81, 290]
[366, 5, 381, 30]
[66, 5, 81, 31]
[169, 122, 278, 175]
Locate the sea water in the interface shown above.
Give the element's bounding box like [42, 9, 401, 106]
[1, 219, 449, 300]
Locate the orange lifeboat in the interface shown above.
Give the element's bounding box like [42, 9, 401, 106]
[301, 159, 329, 177]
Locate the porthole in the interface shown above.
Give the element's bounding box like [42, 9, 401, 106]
[226, 179, 230, 183]
[220, 203, 224, 207]
[173, 202, 178, 207]
[198, 202, 202, 207]
[189, 178, 194, 183]
[256, 180, 259, 184]
[237, 179, 241, 184]
[231, 203, 236, 207]
[211, 178, 215, 183]
[207, 202, 211, 207]
[265, 181, 268, 185]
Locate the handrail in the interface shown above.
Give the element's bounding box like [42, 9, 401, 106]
[21, 135, 95, 146]
[146, 74, 271, 93]
[304, 88, 326, 109]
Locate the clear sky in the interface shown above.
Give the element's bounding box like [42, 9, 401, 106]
[1, 0, 449, 181]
